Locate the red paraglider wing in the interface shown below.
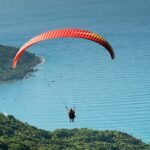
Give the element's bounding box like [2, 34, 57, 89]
[12, 28, 115, 68]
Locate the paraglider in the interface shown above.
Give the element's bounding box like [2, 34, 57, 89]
[66, 105, 76, 122]
[12, 28, 115, 68]
[11, 28, 115, 123]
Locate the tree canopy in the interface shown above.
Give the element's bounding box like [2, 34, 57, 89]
[0, 113, 149, 150]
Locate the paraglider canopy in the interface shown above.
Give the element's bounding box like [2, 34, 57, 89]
[12, 28, 115, 68]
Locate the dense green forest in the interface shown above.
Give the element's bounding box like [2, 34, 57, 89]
[0, 44, 41, 82]
[0, 114, 149, 150]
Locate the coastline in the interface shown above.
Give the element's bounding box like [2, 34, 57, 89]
[0, 56, 45, 85]
[37, 56, 45, 66]
[23, 56, 45, 79]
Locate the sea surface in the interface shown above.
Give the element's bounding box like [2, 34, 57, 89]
[0, 0, 150, 143]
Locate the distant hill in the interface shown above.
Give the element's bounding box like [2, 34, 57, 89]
[0, 113, 149, 150]
[0, 44, 42, 82]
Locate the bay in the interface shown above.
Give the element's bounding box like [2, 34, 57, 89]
[0, 0, 150, 143]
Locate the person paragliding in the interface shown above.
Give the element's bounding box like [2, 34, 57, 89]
[66, 106, 76, 122]
[11, 28, 115, 123]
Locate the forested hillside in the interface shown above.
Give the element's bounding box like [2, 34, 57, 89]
[0, 114, 149, 150]
[0, 44, 41, 82]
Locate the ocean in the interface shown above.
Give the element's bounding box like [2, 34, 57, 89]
[0, 0, 150, 143]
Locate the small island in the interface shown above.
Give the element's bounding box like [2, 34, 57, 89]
[0, 44, 42, 82]
[0, 113, 149, 150]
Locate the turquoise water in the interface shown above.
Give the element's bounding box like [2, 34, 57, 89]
[0, 0, 150, 143]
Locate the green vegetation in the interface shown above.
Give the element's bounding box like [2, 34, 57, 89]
[0, 44, 42, 82]
[0, 114, 149, 150]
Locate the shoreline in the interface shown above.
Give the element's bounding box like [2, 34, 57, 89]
[0, 56, 45, 85]
[23, 56, 45, 80]
[37, 56, 45, 67]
